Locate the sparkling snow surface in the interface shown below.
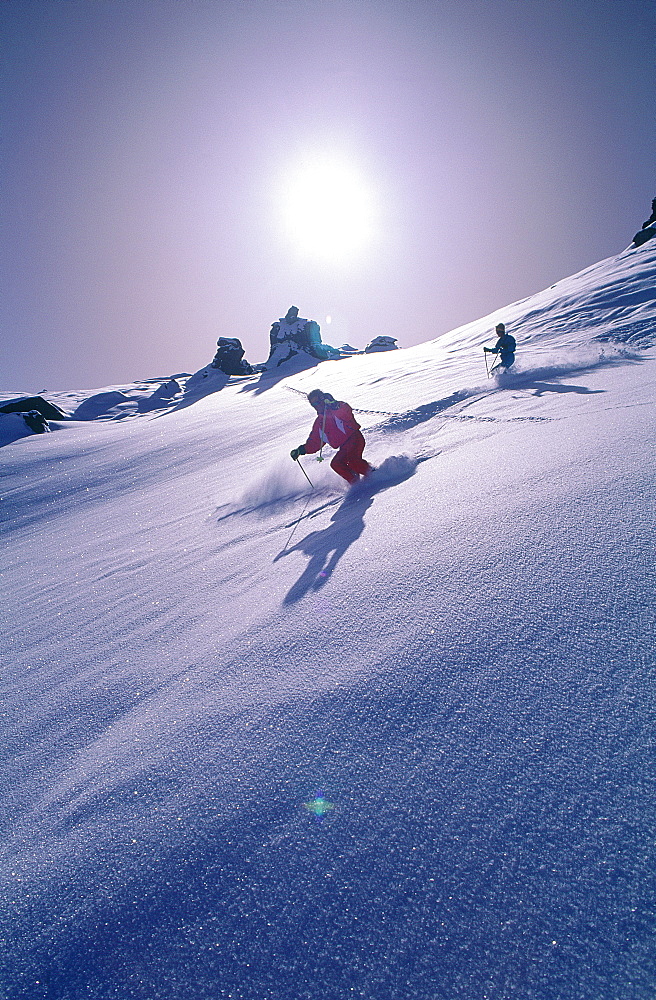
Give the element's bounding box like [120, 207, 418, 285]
[2, 244, 655, 999]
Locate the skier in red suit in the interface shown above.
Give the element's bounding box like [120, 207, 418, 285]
[290, 389, 373, 484]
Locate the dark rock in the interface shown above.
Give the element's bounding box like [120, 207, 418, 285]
[212, 338, 253, 376]
[642, 197, 656, 228]
[364, 336, 398, 354]
[0, 395, 67, 420]
[632, 198, 656, 246]
[22, 410, 51, 434]
[632, 225, 656, 248]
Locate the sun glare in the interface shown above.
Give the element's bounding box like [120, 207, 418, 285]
[279, 155, 376, 262]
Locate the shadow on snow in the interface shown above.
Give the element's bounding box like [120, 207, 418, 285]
[274, 456, 423, 605]
[275, 493, 375, 605]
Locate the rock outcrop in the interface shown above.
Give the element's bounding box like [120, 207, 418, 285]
[0, 395, 68, 420]
[266, 306, 340, 369]
[632, 197, 656, 248]
[211, 338, 254, 376]
[364, 336, 398, 354]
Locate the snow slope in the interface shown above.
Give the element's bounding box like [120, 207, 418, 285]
[1, 242, 655, 1000]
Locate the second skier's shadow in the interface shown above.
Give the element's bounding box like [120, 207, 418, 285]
[275, 494, 374, 605]
[522, 381, 605, 397]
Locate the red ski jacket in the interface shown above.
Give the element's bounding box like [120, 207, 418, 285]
[304, 402, 361, 453]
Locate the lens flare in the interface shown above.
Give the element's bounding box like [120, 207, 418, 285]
[304, 794, 334, 818]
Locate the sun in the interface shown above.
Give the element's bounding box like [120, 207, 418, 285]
[278, 154, 377, 262]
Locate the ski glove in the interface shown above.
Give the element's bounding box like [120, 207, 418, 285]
[290, 445, 306, 461]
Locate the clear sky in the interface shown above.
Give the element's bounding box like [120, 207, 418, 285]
[2, 0, 654, 391]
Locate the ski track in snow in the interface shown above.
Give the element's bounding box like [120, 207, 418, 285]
[1, 244, 656, 999]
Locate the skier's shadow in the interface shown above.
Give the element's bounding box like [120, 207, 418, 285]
[523, 381, 605, 397]
[274, 494, 374, 605]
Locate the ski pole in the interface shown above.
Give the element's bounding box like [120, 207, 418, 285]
[317, 405, 327, 463]
[295, 457, 314, 489]
[484, 349, 491, 379]
[282, 488, 313, 551]
[282, 501, 309, 550]
[280, 459, 315, 552]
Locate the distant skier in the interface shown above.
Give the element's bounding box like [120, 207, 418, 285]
[290, 389, 373, 485]
[484, 323, 516, 370]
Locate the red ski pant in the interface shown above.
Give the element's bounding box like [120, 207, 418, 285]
[330, 431, 372, 484]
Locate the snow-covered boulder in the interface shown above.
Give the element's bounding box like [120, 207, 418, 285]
[71, 390, 134, 420]
[0, 411, 37, 445]
[184, 366, 231, 394]
[0, 408, 51, 444]
[149, 378, 181, 400]
[265, 306, 340, 369]
[364, 335, 398, 353]
[136, 379, 183, 412]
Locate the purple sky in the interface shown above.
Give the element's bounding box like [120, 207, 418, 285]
[2, 0, 655, 391]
